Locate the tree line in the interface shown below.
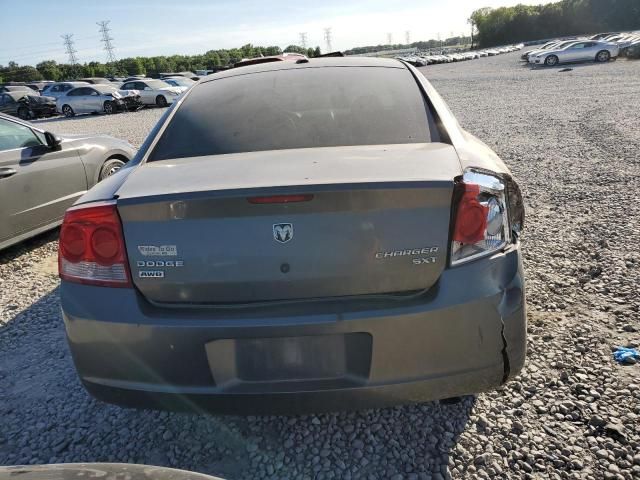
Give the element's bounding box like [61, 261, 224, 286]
[0, 43, 322, 83]
[470, 0, 640, 48]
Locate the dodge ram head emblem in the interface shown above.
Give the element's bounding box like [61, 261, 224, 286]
[273, 223, 293, 244]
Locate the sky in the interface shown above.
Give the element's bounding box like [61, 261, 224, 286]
[0, 0, 555, 65]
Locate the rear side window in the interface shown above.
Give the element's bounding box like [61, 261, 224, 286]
[149, 66, 436, 161]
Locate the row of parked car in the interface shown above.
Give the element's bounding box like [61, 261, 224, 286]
[0, 73, 198, 120]
[398, 44, 523, 66]
[521, 31, 640, 66]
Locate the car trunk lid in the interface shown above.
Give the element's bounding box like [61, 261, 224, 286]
[115, 143, 461, 304]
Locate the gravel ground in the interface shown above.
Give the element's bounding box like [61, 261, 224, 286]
[1, 51, 639, 479]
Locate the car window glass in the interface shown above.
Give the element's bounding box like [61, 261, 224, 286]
[0, 118, 42, 151]
[89, 89, 100, 96]
[150, 66, 434, 161]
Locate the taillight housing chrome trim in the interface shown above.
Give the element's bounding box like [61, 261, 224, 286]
[58, 200, 132, 288]
[450, 169, 512, 266]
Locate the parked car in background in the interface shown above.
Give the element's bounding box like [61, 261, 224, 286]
[119, 79, 182, 107]
[160, 71, 198, 80]
[626, 39, 640, 58]
[0, 113, 135, 250]
[0, 85, 39, 95]
[122, 76, 149, 83]
[26, 82, 53, 93]
[590, 32, 620, 40]
[523, 40, 579, 61]
[530, 40, 618, 66]
[59, 57, 526, 414]
[43, 81, 89, 99]
[0, 92, 57, 119]
[78, 77, 112, 85]
[56, 85, 143, 117]
[161, 76, 196, 92]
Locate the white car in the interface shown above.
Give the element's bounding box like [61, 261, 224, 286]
[119, 79, 183, 107]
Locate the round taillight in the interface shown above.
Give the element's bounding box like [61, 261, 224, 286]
[91, 227, 120, 261]
[61, 225, 86, 259]
[457, 201, 486, 242]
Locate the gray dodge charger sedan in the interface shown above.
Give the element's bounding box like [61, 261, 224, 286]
[59, 57, 526, 413]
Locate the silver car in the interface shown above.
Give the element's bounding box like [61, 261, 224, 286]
[531, 40, 619, 66]
[56, 84, 143, 117]
[60, 57, 526, 414]
[119, 79, 182, 107]
[41, 81, 89, 99]
[0, 113, 136, 250]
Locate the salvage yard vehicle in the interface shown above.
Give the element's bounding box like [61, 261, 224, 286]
[530, 40, 619, 66]
[59, 56, 526, 414]
[522, 40, 579, 61]
[0, 113, 135, 250]
[0, 84, 39, 95]
[43, 81, 89, 99]
[626, 40, 640, 58]
[159, 76, 195, 92]
[119, 79, 182, 107]
[0, 92, 57, 119]
[56, 85, 143, 117]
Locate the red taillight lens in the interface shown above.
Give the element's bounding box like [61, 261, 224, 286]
[58, 203, 132, 287]
[453, 184, 488, 244]
[247, 194, 314, 204]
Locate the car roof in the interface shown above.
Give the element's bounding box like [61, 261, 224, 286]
[202, 57, 405, 83]
[55, 81, 89, 86]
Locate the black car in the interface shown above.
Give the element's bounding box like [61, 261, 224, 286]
[0, 91, 57, 119]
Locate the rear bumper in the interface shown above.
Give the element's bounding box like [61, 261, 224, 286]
[61, 247, 526, 414]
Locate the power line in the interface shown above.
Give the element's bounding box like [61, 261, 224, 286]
[299, 32, 308, 49]
[97, 20, 117, 64]
[61, 34, 79, 65]
[323, 27, 332, 53]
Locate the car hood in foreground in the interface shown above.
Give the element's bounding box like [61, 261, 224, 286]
[0, 463, 224, 480]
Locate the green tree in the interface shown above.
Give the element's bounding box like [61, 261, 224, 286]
[36, 60, 61, 81]
[284, 44, 306, 54]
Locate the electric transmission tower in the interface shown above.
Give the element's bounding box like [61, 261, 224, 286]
[61, 34, 79, 65]
[299, 32, 308, 49]
[387, 33, 393, 45]
[323, 28, 332, 53]
[61, 34, 80, 77]
[97, 20, 117, 72]
[405, 30, 411, 45]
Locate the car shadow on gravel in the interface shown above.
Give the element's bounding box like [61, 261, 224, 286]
[0, 286, 475, 479]
[524, 60, 617, 71]
[0, 229, 59, 265]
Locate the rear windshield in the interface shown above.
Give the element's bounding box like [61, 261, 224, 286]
[149, 66, 436, 161]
